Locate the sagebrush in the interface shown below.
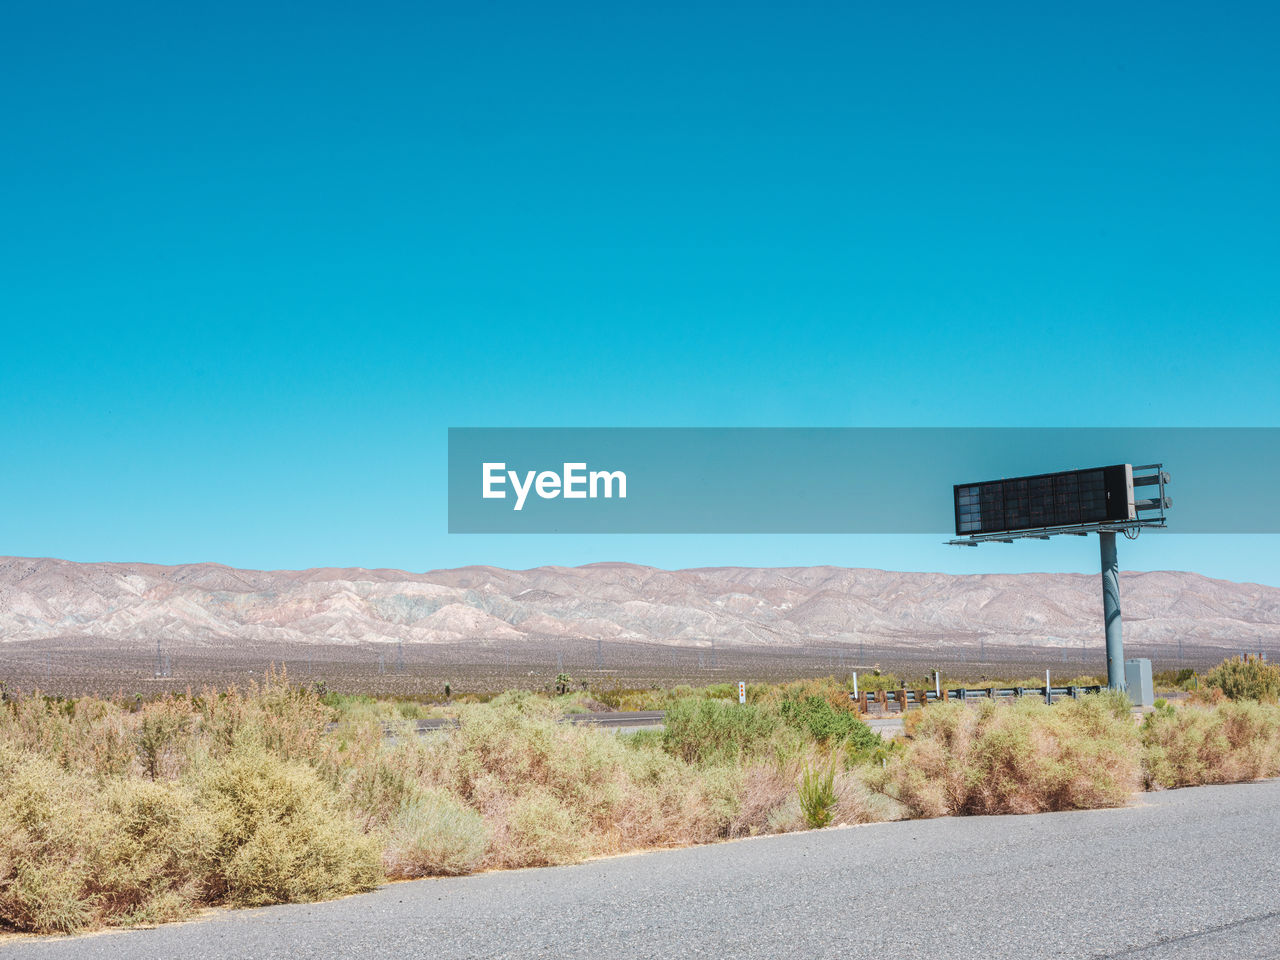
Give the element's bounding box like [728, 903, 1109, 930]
[5, 665, 1280, 937]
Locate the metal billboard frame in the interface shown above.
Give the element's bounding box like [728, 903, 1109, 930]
[944, 463, 1171, 691]
[945, 463, 1169, 546]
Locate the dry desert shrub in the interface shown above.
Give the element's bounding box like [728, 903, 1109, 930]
[0, 745, 103, 934]
[1142, 699, 1280, 789]
[726, 762, 796, 837]
[0, 695, 135, 779]
[349, 693, 766, 867]
[28, 673, 1280, 937]
[409, 694, 732, 867]
[499, 786, 596, 867]
[875, 696, 1142, 817]
[0, 746, 216, 934]
[196, 670, 334, 761]
[0, 678, 382, 934]
[94, 779, 218, 925]
[135, 697, 197, 780]
[383, 788, 490, 878]
[611, 744, 740, 848]
[194, 745, 382, 907]
[833, 769, 902, 825]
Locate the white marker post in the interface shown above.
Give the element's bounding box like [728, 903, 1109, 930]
[738, 681, 746, 705]
[852, 671, 859, 699]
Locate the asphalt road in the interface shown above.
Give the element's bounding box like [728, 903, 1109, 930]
[416, 712, 907, 738]
[5, 781, 1279, 960]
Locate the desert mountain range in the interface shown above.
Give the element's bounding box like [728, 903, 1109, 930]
[1, 557, 1278, 652]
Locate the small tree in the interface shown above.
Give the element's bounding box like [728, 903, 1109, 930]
[554, 673, 573, 696]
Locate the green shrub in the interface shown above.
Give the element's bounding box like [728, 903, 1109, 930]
[1154, 668, 1197, 692]
[383, 789, 489, 877]
[196, 747, 383, 907]
[662, 698, 781, 765]
[798, 764, 838, 829]
[1202, 656, 1280, 703]
[852, 672, 902, 693]
[618, 728, 664, 750]
[779, 696, 880, 757]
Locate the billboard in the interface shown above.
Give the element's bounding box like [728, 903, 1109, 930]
[953, 464, 1135, 536]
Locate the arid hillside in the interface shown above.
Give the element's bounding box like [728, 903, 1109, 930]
[2, 557, 1277, 652]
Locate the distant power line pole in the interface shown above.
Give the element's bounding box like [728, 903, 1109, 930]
[595, 638, 604, 669]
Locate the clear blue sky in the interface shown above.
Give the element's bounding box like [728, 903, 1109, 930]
[2, 1, 1277, 584]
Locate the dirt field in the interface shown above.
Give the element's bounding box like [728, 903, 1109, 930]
[0, 636, 1254, 699]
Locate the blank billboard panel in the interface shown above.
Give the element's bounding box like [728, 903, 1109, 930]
[954, 464, 1134, 536]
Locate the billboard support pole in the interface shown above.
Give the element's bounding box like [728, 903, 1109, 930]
[1100, 531, 1125, 691]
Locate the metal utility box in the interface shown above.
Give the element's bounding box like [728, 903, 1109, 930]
[1124, 658, 1154, 706]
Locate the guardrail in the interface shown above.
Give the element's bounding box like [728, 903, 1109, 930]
[852, 685, 1105, 714]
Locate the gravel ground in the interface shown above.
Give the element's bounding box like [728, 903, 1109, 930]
[4, 780, 1279, 960]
